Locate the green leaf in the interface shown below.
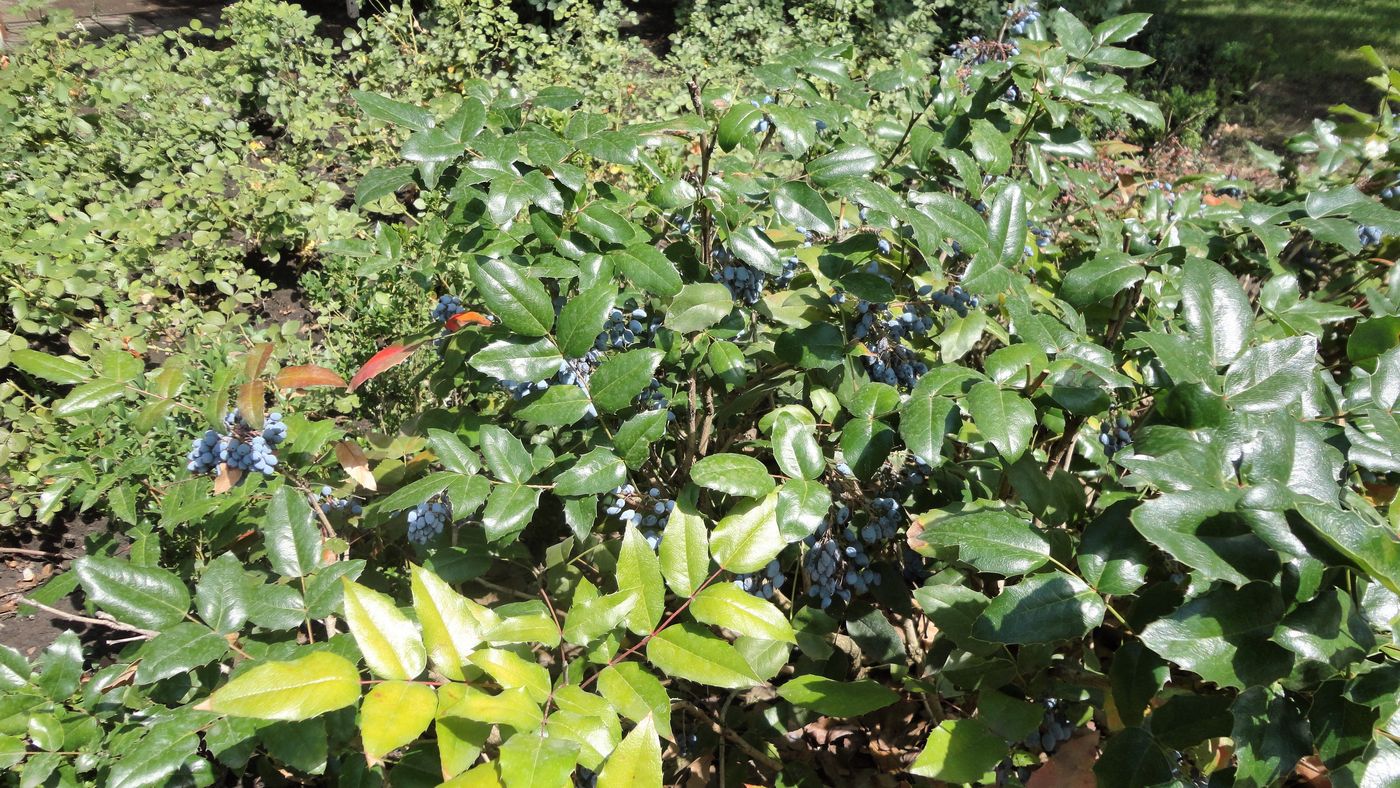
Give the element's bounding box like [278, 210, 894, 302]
[411, 564, 493, 681]
[427, 430, 480, 475]
[717, 103, 764, 151]
[771, 181, 835, 233]
[469, 338, 564, 382]
[597, 663, 673, 741]
[665, 284, 734, 334]
[899, 392, 956, 467]
[648, 179, 697, 209]
[1181, 258, 1250, 366]
[356, 165, 416, 207]
[73, 555, 189, 629]
[597, 714, 661, 788]
[909, 719, 1004, 783]
[776, 480, 831, 542]
[263, 486, 322, 579]
[1130, 490, 1277, 586]
[971, 572, 1106, 644]
[969, 119, 1012, 175]
[839, 417, 896, 479]
[1294, 502, 1400, 595]
[442, 686, 542, 732]
[772, 412, 824, 480]
[1139, 582, 1292, 689]
[1146, 693, 1234, 749]
[913, 194, 987, 254]
[469, 649, 552, 704]
[1094, 727, 1173, 788]
[727, 226, 782, 275]
[611, 245, 682, 297]
[557, 283, 618, 358]
[196, 552, 250, 633]
[616, 525, 666, 635]
[1231, 686, 1312, 787]
[204, 651, 360, 721]
[645, 623, 761, 689]
[362, 682, 437, 764]
[912, 509, 1050, 576]
[1223, 336, 1317, 412]
[9, 350, 88, 385]
[134, 622, 228, 685]
[1062, 253, 1146, 306]
[806, 145, 879, 186]
[590, 349, 664, 413]
[564, 591, 637, 645]
[707, 340, 747, 386]
[1077, 503, 1152, 596]
[469, 258, 554, 337]
[776, 676, 899, 717]
[659, 493, 710, 597]
[615, 409, 669, 469]
[482, 484, 542, 543]
[691, 453, 775, 498]
[578, 203, 637, 245]
[497, 733, 579, 788]
[710, 491, 784, 573]
[967, 382, 1035, 462]
[107, 723, 199, 788]
[342, 579, 427, 680]
[377, 471, 458, 514]
[54, 379, 126, 417]
[479, 424, 533, 484]
[986, 183, 1027, 267]
[554, 448, 626, 497]
[351, 90, 434, 131]
[1092, 13, 1151, 45]
[1273, 589, 1374, 672]
[1110, 641, 1168, 727]
[1132, 332, 1216, 386]
[691, 583, 795, 642]
[520, 386, 596, 428]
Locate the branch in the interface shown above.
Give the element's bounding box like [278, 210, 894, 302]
[17, 598, 159, 638]
[674, 699, 782, 773]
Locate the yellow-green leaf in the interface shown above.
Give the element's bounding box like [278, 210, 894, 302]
[616, 526, 665, 635]
[361, 681, 437, 764]
[690, 583, 795, 643]
[202, 651, 359, 721]
[411, 564, 494, 681]
[598, 715, 661, 788]
[645, 623, 761, 689]
[468, 649, 551, 704]
[342, 579, 426, 680]
[442, 686, 542, 732]
[710, 491, 783, 573]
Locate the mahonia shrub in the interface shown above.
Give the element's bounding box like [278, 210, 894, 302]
[5, 7, 1400, 787]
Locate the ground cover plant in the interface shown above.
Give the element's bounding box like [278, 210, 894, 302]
[2, 1, 1400, 787]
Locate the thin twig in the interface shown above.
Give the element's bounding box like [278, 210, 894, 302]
[674, 699, 782, 773]
[0, 547, 68, 559]
[469, 577, 536, 601]
[17, 598, 159, 638]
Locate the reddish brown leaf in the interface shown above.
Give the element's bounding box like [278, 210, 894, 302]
[1026, 731, 1099, 788]
[445, 311, 493, 332]
[213, 465, 242, 495]
[243, 343, 274, 381]
[275, 365, 347, 390]
[348, 342, 424, 392]
[335, 441, 377, 491]
[237, 381, 266, 428]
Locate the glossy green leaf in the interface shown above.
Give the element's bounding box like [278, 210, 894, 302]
[967, 382, 1035, 462]
[776, 676, 899, 717]
[596, 663, 673, 741]
[497, 733, 579, 788]
[659, 493, 710, 597]
[73, 555, 189, 630]
[134, 622, 228, 685]
[597, 714, 661, 788]
[411, 564, 493, 681]
[710, 491, 784, 573]
[554, 448, 626, 497]
[971, 572, 1105, 644]
[691, 583, 795, 642]
[664, 284, 734, 334]
[1139, 582, 1292, 689]
[469, 258, 555, 337]
[342, 579, 427, 680]
[645, 623, 761, 688]
[911, 509, 1050, 576]
[771, 181, 835, 233]
[909, 719, 1004, 783]
[776, 480, 831, 542]
[590, 349, 664, 413]
[691, 453, 775, 498]
[1181, 258, 1250, 366]
[772, 412, 823, 480]
[616, 525, 666, 635]
[263, 485, 322, 579]
[469, 338, 564, 382]
[557, 283, 618, 358]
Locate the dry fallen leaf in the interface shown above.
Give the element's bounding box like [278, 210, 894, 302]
[1026, 730, 1100, 788]
[213, 465, 242, 495]
[335, 441, 377, 491]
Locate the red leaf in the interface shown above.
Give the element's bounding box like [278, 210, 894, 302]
[237, 381, 266, 428]
[243, 343, 274, 381]
[348, 342, 424, 392]
[276, 365, 347, 390]
[445, 311, 493, 332]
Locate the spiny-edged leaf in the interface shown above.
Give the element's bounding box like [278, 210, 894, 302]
[659, 492, 710, 597]
[342, 579, 427, 680]
[275, 365, 347, 390]
[727, 226, 782, 275]
[710, 490, 784, 573]
[362, 681, 437, 764]
[377, 471, 458, 514]
[1223, 336, 1317, 412]
[717, 103, 764, 151]
[967, 382, 1035, 462]
[1181, 258, 1251, 366]
[54, 379, 126, 417]
[909, 718, 1005, 783]
[645, 623, 761, 689]
[839, 417, 896, 479]
[516, 385, 593, 426]
[195, 552, 250, 633]
[616, 525, 666, 635]
[806, 145, 878, 186]
[355, 165, 416, 207]
[558, 283, 618, 358]
[772, 412, 823, 480]
[263, 485, 322, 578]
[350, 90, 434, 131]
[554, 448, 626, 497]
[1139, 582, 1293, 689]
[971, 572, 1106, 644]
[106, 722, 199, 788]
[469, 337, 564, 383]
[348, 341, 427, 392]
[1094, 727, 1174, 788]
[497, 733, 579, 788]
[411, 564, 494, 681]
[615, 409, 669, 469]
[597, 714, 661, 788]
[986, 182, 1026, 266]
[589, 349, 663, 413]
[691, 583, 795, 642]
[479, 424, 533, 484]
[202, 651, 360, 721]
[1062, 253, 1146, 306]
[1294, 502, 1400, 595]
[133, 622, 228, 685]
[776, 479, 831, 542]
[1230, 685, 1312, 788]
[914, 194, 988, 254]
[577, 203, 637, 245]
[469, 649, 552, 704]
[596, 663, 674, 741]
[443, 686, 542, 732]
[665, 284, 735, 334]
[776, 675, 900, 717]
[610, 245, 683, 297]
[482, 483, 542, 543]
[690, 453, 775, 498]
[911, 509, 1050, 576]
[1109, 641, 1168, 727]
[899, 392, 956, 467]
[73, 555, 189, 630]
[427, 429, 480, 475]
[469, 258, 554, 337]
[564, 591, 638, 645]
[9, 350, 88, 385]
[771, 180, 835, 233]
[1129, 489, 1272, 587]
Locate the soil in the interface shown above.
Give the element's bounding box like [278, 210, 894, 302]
[0, 513, 125, 660]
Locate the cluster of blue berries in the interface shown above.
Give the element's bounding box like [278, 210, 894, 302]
[1145, 180, 1176, 204]
[501, 378, 551, 400]
[669, 212, 693, 233]
[852, 295, 934, 388]
[900, 454, 935, 490]
[599, 304, 653, 350]
[1023, 699, 1075, 754]
[950, 37, 1019, 64]
[802, 503, 887, 609]
[314, 486, 363, 517]
[1358, 225, 1385, 247]
[431, 294, 467, 324]
[634, 379, 672, 417]
[1380, 180, 1399, 200]
[714, 253, 768, 305]
[1005, 5, 1040, 35]
[407, 496, 448, 544]
[930, 285, 979, 318]
[187, 409, 286, 477]
[734, 559, 785, 600]
[1028, 222, 1052, 250]
[750, 96, 774, 133]
[605, 484, 673, 550]
[1099, 414, 1132, 457]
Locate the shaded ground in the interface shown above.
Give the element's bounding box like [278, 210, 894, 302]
[0, 0, 356, 44]
[0, 514, 113, 658]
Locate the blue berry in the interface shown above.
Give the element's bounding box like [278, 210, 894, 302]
[1006, 4, 1041, 36]
[734, 559, 784, 600]
[313, 488, 364, 517]
[189, 408, 285, 478]
[407, 496, 449, 544]
[607, 484, 672, 550]
[1358, 225, 1385, 247]
[1099, 413, 1132, 457]
[432, 294, 467, 324]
